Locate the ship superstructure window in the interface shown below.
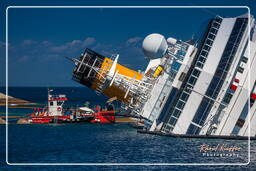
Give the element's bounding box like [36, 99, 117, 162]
[210, 28, 218, 34]
[203, 45, 211, 51]
[223, 91, 233, 104]
[241, 56, 248, 63]
[201, 50, 208, 57]
[237, 66, 244, 73]
[172, 61, 182, 71]
[177, 100, 185, 109]
[192, 69, 201, 77]
[169, 117, 177, 125]
[180, 92, 189, 101]
[198, 56, 206, 63]
[208, 33, 215, 40]
[179, 72, 186, 81]
[188, 76, 197, 85]
[215, 17, 222, 23]
[212, 21, 221, 28]
[205, 39, 213, 46]
[173, 109, 181, 117]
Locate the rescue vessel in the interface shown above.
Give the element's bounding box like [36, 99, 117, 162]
[20, 89, 115, 124]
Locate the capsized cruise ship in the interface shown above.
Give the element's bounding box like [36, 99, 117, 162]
[69, 14, 256, 137]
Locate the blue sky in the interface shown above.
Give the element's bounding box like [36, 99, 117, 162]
[0, 0, 255, 87]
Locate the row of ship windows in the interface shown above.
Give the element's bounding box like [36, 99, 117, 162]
[176, 68, 202, 110]
[163, 18, 223, 131]
[222, 55, 248, 105]
[195, 20, 222, 69]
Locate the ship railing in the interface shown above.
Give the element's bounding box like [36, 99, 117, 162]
[115, 73, 153, 89]
[49, 95, 66, 99]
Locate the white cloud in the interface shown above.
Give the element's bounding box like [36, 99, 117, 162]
[82, 37, 96, 47]
[41, 41, 51, 46]
[68, 40, 82, 46]
[21, 40, 37, 46]
[50, 37, 96, 53]
[126, 37, 142, 44]
[9, 36, 146, 70]
[51, 44, 68, 52]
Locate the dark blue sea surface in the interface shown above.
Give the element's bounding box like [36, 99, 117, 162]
[0, 87, 255, 170]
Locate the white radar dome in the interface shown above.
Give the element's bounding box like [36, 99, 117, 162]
[142, 33, 168, 59]
[167, 37, 177, 45]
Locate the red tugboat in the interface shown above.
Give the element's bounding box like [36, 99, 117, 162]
[21, 90, 116, 124]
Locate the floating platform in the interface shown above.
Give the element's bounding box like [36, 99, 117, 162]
[137, 129, 256, 140]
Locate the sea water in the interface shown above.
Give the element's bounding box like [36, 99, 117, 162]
[0, 87, 255, 170]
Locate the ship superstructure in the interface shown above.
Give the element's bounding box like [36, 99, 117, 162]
[70, 14, 256, 137]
